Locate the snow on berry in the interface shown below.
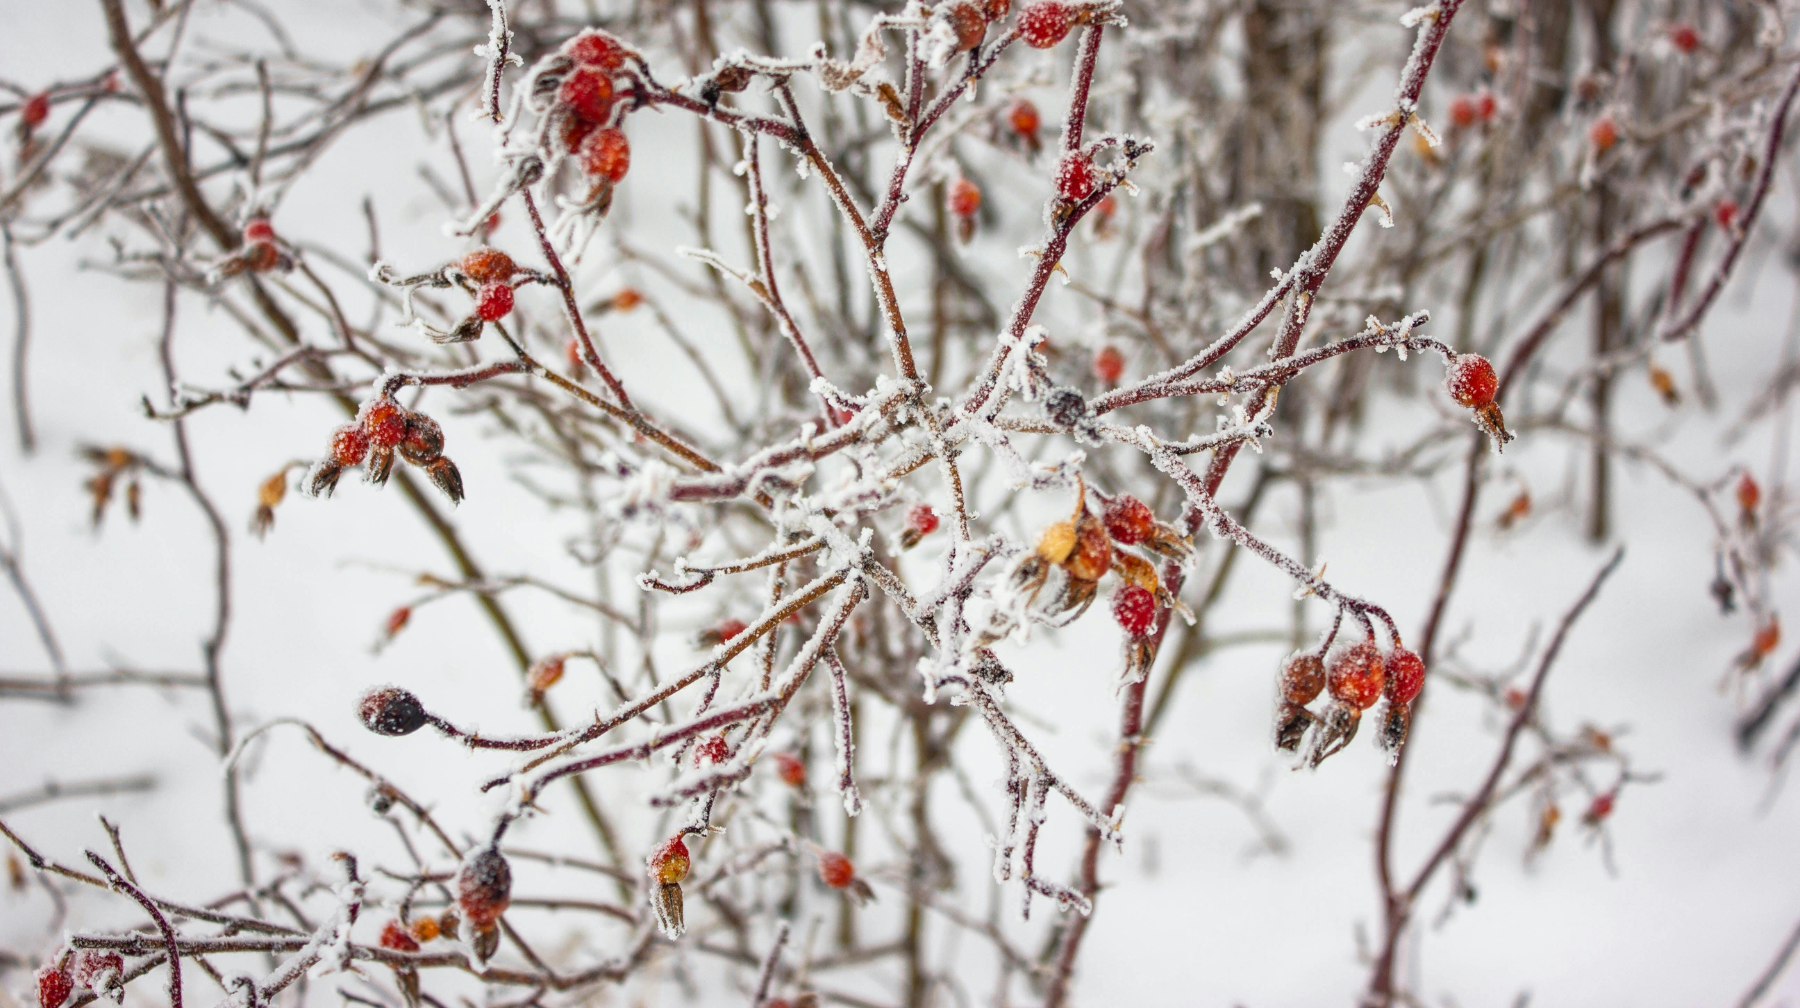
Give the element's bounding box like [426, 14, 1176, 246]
[358, 686, 428, 736]
[940, 0, 987, 51]
[361, 399, 409, 448]
[460, 247, 515, 285]
[37, 967, 72, 1008]
[330, 424, 372, 467]
[399, 411, 445, 465]
[71, 951, 123, 992]
[693, 734, 730, 765]
[907, 503, 940, 536]
[475, 282, 514, 322]
[649, 835, 691, 884]
[559, 67, 615, 123]
[982, 0, 1010, 20]
[580, 127, 631, 182]
[1325, 640, 1385, 710]
[1056, 153, 1096, 201]
[380, 919, 421, 952]
[456, 845, 513, 929]
[1279, 651, 1326, 705]
[565, 29, 628, 70]
[817, 850, 856, 888]
[1384, 646, 1426, 706]
[1018, 1, 1074, 48]
[1444, 353, 1497, 408]
[1101, 493, 1154, 545]
[1111, 582, 1156, 637]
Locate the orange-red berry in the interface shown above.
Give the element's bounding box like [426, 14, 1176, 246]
[649, 835, 691, 885]
[330, 424, 371, 467]
[906, 503, 940, 536]
[1279, 652, 1326, 705]
[1056, 153, 1095, 201]
[359, 686, 428, 736]
[949, 177, 981, 219]
[37, 967, 72, 1008]
[942, 0, 987, 50]
[1101, 494, 1154, 545]
[456, 845, 513, 929]
[773, 751, 807, 787]
[559, 67, 615, 123]
[475, 282, 514, 322]
[1111, 583, 1156, 637]
[1385, 646, 1426, 706]
[1738, 472, 1762, 514]
[1008, 97, 1040, 139]
[380, 919, 420, 952]
[1447, 94, 1478, 129]
[1326, 640, 1385, 710]
[1018, 1, 1074, 48]
[818, 851, 856, 889]
[526, 654, 565, 694]
[1445, 353, 1498, 408]
[580, 127, 631, 182]
[1092, 344, 1123, 385]
[460, 247, 515, 285]
[1589, 115, 1619, 152]
[361, 399, 409, 448]
[565, 29, 628, 70]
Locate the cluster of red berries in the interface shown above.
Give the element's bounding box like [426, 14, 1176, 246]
[1010, 490, 1190, 646]
[552, 31, 635, 194]
[1274, 636, 1426, 762]
[1446, 91, 1498, 130]
[1444, 352, 1512, 447]
[900, 502, 941, 549]
[308, 398, 463, 503]
[460, 246, 520, 330]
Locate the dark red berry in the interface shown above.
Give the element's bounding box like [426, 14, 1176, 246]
[1589, 115, 1619, 152]
[1056, 153, 1095, 201]
[1669, 22, 1700, 53]
[456, 845, 513, 929]
[1385, 646, 1426, 706]
[906, 503, 940, 537]
[773, 751, 807, 787]
[361, 399, 408, 448]
[580, 127, 631, 182]
[1326, 640, 1385, 710]
[1008, 97, 1040, 139]
[330, 424, 371, 467]
[380, 919, 420, 952]
[1715, 198, 1739, 231]
[1018, 0, 1074, 48]
[1445, 353, 1498, 408]
[565, 29, 628, 70]
[941, 0, 987, 50]
[818, 851, 856, 889]
[1101, 494, 1154, 545]
[559, 67, 615, 123]
[982, 0, 1010, 19]
[37, 967, 72, 1008]
[1476, 91, 1497, 122]
[1447, 95, 1478, 129]
[475, 282, 514, 322]
[21, 93, 50, 129]
[693, 734, 730, 765]
[1279, 652, 1326, 705]
[1092, 344, 1123, 384]
[1583, 790, 1616, 825]
[358, 686, 428, 736]
[948, 177, 981, 219]
[243, 218, 275, 243]
[1111, 583, 1156, 637]
[459, 247, 515, 285]
[399, 411, 444, 465]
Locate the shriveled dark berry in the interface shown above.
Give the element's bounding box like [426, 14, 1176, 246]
[358, 686, 428, 736]
[456, 845, 513, 929]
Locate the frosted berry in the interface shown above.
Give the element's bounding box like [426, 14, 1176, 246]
[410, 915, 441, 942]
[37, 967, 72, 1008]
[459, 247, 515, 285]
[1056, 153, 1095, 201]
[330, 424, 371, 467]
[580, 127, 631, 182]
[982, 0, 1010, 20]
[1101, 494, 1154, 545]
[1445, 353, 1497, 408]
[243, 218, 275, 243]
[1385, 646, 1426, 706]
[1589, 115, 1619, 153]
[1044, 386, 1088, 429]
[1326, 640, 1385, 710]
[693, 734, 730, 765]
[1447, 95, 1478, 129]
[1715, 198, 1739, 231]
[1008, 97, 1040, 140]
[1668, 22, 1700, 53]
[817, 851, 856, 889]
[1018, 1, 1074, 48]
[475, 282, 514, 322]
[773, 751, 807, 787]
[560, 114, 597, 154]
[359, 686, 428, 736]
[1092, 344, 1123, 384]
[380, 919, 420, 952]
[71, 951, 124, 992]
[1278, 652, 1326, 705]
[566, 29, 628, 70]
[398, 412, 443, 466]
[361, 399, 409, 448]
[559, 67, 615, 123]
[649, 835, 691, 885]
[1111, 583, 1156, 637]
[21, 92, 50, 130]
[948, 177, 981, 219]
[1064, 513, 1113, 581]
[456, 845, 513, 929]
[942, 0, 987, 51]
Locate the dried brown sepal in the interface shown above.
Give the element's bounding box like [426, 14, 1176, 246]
[899, 526, 925, 549]
[426, 315, 486, 345]
[1305, 701, 1360, 768]
[305, 460, 346, 498]
[425, 456, 464, 504]
[251, 469, 289, 537]
[394, 967, 420, 1008]
[366, 445, 397, 487]
[1377, 701, 1412, 755]
[470, 924, 501, 963]
[651, 880, 685, 938]
[1120, 636, 1156, 688]
[1143, 520, 1197, 563]
[1474, 401, 1514, 449]
[1273, 699, 1316, 753]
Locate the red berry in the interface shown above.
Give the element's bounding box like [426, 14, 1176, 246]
[71, 951, 123, 991]
[380, 919, 420, 952]
[21, 93, 49, 129]
[566, 335, 585, 373]
[1008, 97, 1040, 139]
[1018, 0, 1074, 48]
[399, 411, 445, 465]
[1476, 90, 1497, 122]
[1279, 652, 1326, 705]
[1101, 494, 1154, 545]
[1589, 115, 1619, 152]
[460, 247, 515, 285]
[565, 29, 628, 70]
[37, 967, 72, 1008]
[1111, 583, 1157, 637]
[1447, 94, 1477, 129]
[1445, 353, 1498, 408]
[818, 851, 856, 889]
[982, 0, 1010, 19]
[359, 686, 428, 736]
[1092, 344, 1123, 385]
[715, 618, 748, 642]
[1385, 646, 1426, 706]
[942, 0, 987, 51]
[773, 751, 807, 787]
[475, 282, 514, 322]
[1094, 193, 1117, 223]
[649, 835, 691, 885]
[560, 114, 598, 154]
[948, 177, 981, 219]
[384, 606, 411, 639]
[1739, 472, 1762, 514]
[693, 734, 730, 765]
[559, 67, 615, 123]
[526, 654, 566, 694]
[243, 218, 275, 243]
[1715, 198, 1739, 231]
[580, 127, 631, 182]
[456, 845, 513, 929]
[1669, 22, 1700, 54]
[1584, 790, 1615, 825]
[906, 503, 940, 536]
[361, 399, 409, 448]
[1056, 153, 1095, 201]
[1326, 640, 1385, 710]
[330, 424, 371, 466]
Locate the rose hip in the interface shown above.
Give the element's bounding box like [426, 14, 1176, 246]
[1326, 640, 1385, 710]
[1111, 583, 1156, 637]
[1384, 646, 1426, 706]
[1101, 494, 1154, 545]
[1445, 353, 1498, 408]
[581, 127, 631, 182]
[1279, 652, 1326, 705]
[475, 282, 514, 322]
[1018, 1, 1074, 48]
[460, 247, 515, 285]
[359, 686, 428, 736]
[817, 851, 856, 889]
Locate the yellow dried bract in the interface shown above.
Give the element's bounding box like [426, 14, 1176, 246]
[1036, 520, 1077, 565]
